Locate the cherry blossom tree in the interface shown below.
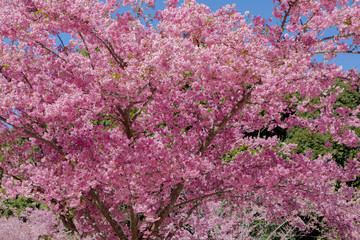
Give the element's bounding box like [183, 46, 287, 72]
[1, 0, 360, 239]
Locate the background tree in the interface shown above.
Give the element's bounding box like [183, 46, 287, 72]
[1, 0, 360, 239]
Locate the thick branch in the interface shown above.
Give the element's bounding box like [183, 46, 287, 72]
[130, 205, 139, 240]
[147, 183, 184, 239]
[60, 214, 79, 234]
[197, 90, 252, 154]
[89, 188, 128, 240]
[116, 105, 134, 139]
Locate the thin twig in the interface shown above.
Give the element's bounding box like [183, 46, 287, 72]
[21, 72, 33, 89]
[56, 35, 68, 56]
[315, 50, 360, 55]
[174, 190, 231, 209]
[318, 33, 357, 42]
[266, 221, 288, 240]
[78, 31, 95, 69]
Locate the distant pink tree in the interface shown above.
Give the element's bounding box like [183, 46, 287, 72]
[1, 0, 360, 239]
[0, 208, 68, 240]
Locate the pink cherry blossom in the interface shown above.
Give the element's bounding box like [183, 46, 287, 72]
[0, 0, 360, 239]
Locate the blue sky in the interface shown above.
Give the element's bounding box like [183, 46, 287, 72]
[159, 0, 359, 72]
[52, 0, 360, 72]
[4, 0, 359, 72]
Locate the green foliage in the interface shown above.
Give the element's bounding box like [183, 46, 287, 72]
[93, 111, 118, 130]
[285, 127, 329, 158]
[75, 48, 89, 57]
[285, 79, 360, 188]
[333, 78, 360, 110]
[38, 235, 53, 240]
[0, 196, 42, 218]
[286, 127, 359, 165]
[221, 145, 249, 162]
[286, 78, 360, 166]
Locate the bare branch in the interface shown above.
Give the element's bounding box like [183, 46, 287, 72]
[89, 188, 128, 240]
[318, 33, 357, 42]
[266, 221, 288, 240]
[315, 50, 360, 55]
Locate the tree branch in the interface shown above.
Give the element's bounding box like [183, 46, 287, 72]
[0, 116, 64, 156]
[60, 214, 79, 234]
[35, 41, 68, 63]
[130, 205, 139, 240]
[197, 90, 252, 154]
[84, 209, 107, 239]
[166, 202, 202, 240]
[315, 50, 360, 55]
[78, 31, 95, 70]
[56, 34, 68, 56]
[92, 32, 127, 69]
[174, 190, 231, 209]
[318, 33, 357, 42]
[280, 0, 298, 32]
[0, 66, 12, 82]
[89, 188, 128, 240]
[116, 105, 135, 139]
[21, 72, 33, 89]
[147, 183, 184, 239]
